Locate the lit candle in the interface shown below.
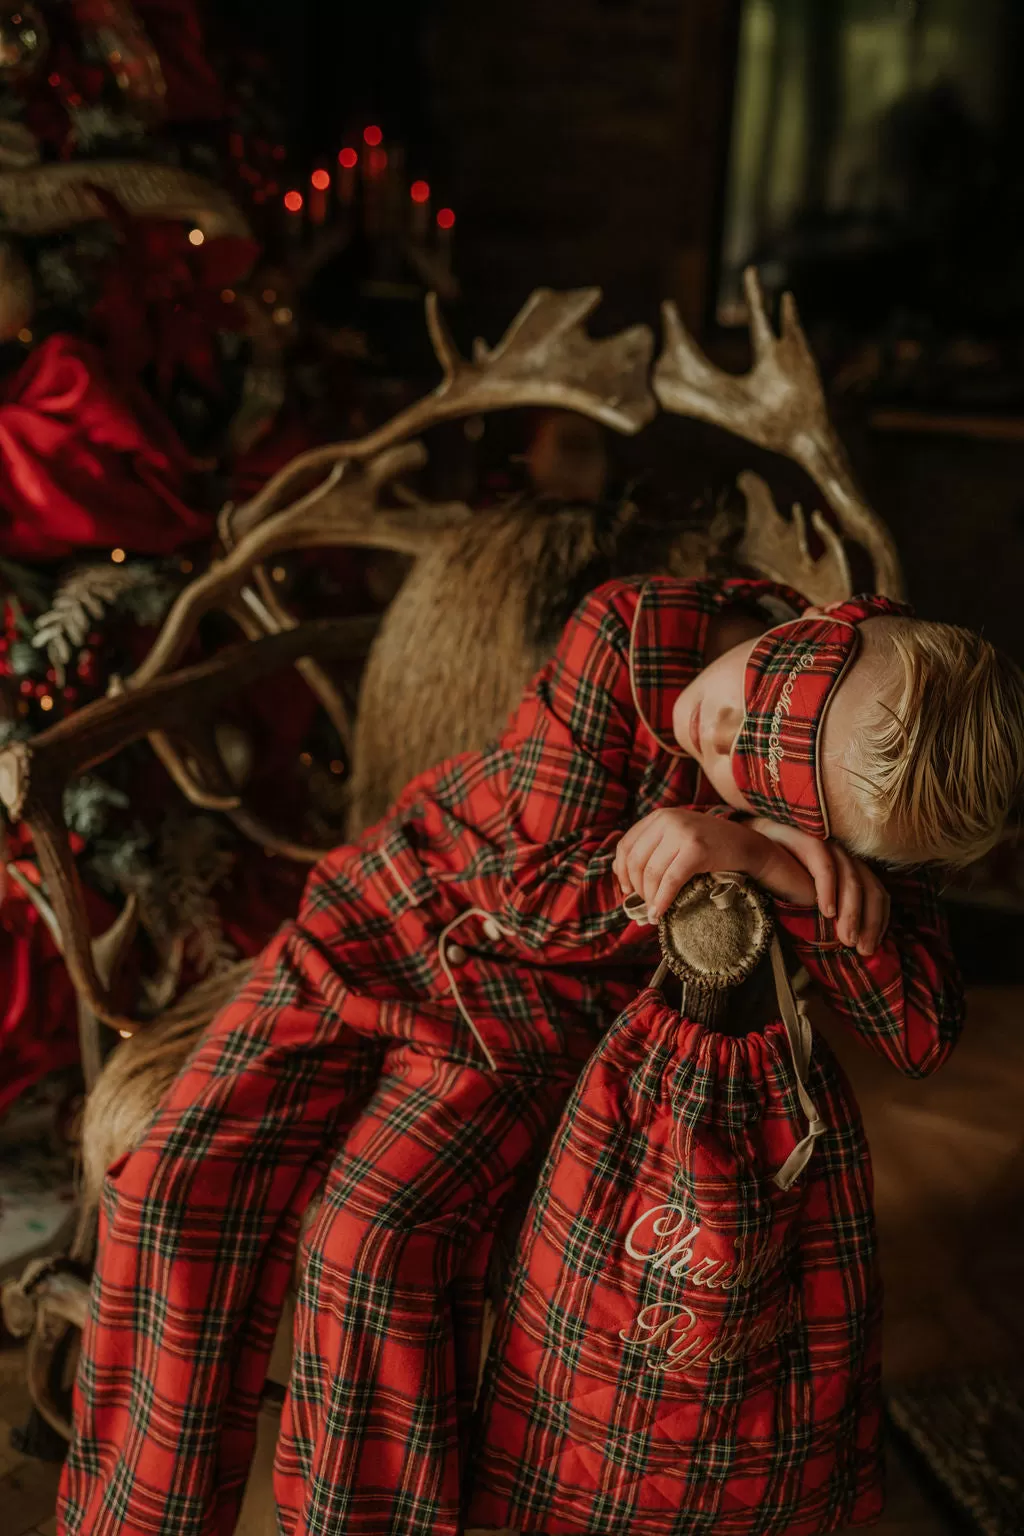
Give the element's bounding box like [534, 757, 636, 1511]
[410, 179, 430, 242]
[310, 168, 330, 227]
[436, 206, 455, 272]
[283, 188, 304, 247]
[385, 142, 406, 237]
[337, 146, 357, 210]
[364, 136, 388, 238]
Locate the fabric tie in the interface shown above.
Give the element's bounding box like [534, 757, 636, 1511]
[624, 880, 826, 1190]
[769, 937, 826, 1190]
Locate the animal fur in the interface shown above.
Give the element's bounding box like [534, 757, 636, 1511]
[79, 496, 728, 1245]
[76, 961, 254, 1253]
[347, 496, 721, 834]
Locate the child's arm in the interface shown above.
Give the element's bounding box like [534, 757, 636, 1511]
[495, 580, 826, 964]
[770, 867, 964, 1079]
[494, 581, 642, 962]
[741, 816, 965, 1077]
[616, 809, 964, 1077]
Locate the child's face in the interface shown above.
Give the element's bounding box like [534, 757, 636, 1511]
[671, 638, 756, 810]
[671, 625, 880, 837]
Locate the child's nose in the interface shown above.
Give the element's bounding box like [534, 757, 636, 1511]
[709, 706, 743, 757]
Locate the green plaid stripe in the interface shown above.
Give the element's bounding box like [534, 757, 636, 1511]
[470, 992, 886, 1534]
[61, 577, 959, 1536]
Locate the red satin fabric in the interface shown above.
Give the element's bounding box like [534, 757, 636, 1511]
[0, 866, 115, 1119]
[0, 335, 213, 561]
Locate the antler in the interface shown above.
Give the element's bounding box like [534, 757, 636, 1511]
[0, 620, 372, 1032]
[736, 473, 853, 608]
[121, 289, 656, 795]
[654, 267, 903, 598]
[126, 443, 467, 690]
[2, 1257, 91, 1441]
[227, 288, 657, 542]
[6, 865, 138, 1090]
[0, 160, 251, 240]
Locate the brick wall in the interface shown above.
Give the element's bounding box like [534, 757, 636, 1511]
[425, 0, 741, 327]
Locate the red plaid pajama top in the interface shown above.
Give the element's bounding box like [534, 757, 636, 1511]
[59, 577, 965, 1536]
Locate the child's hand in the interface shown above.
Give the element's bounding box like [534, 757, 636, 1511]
[614, 808, 818, 919]
[746, 817, 891, 956]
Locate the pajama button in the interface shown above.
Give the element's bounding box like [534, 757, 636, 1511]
[482, 917, 502, 942]
[446, 943, 468, 966]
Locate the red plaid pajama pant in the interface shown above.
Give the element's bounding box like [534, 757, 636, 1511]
[58, 923, 576, 1536]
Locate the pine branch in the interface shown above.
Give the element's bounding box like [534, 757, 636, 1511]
[31, 561, 176, 685]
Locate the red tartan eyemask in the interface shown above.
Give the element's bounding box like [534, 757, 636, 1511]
[731, 594, 912, 838]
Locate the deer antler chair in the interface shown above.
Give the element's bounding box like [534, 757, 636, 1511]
[0, 274, 901, 1483]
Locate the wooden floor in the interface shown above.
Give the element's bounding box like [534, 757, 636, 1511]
[6, 983, 1024, 1536]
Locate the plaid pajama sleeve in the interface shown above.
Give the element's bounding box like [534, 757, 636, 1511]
[773, 866, 965, 1077]
[493, 584, 656, 966]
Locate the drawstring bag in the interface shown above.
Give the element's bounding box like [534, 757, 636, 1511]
[468, 876, 884, 1536]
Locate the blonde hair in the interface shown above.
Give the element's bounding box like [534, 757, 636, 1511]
[839, 618, 1024, 870]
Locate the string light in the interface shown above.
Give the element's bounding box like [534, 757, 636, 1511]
[221, 288, 236, 303]
[262, 288, 277, 304]
[39, 695, 54, 712]
[284, 190, 303, 213]
[272, 306, 294, 326]
[338, 147, 358, 169]
[410, 180, 430, 204]
[17, 328, 32, 344]
[188, 228, 205, 246]
[111, 547, 126, 563]
[363, 125, 383, 147]
[437, 208, 456, 230]
[369, 148, 388, 174]
[311, 169, 331, 192]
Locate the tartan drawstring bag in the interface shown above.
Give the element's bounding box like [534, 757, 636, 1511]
[468, 876, 884, 1535]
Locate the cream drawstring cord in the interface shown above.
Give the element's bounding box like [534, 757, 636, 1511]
[623, 877, 826, 1192]
[768, 936, 826, 1191]
[436, 908, 506, 1073]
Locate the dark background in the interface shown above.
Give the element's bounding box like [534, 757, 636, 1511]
[238, 0, 1024, 661]
[206, 0, 1024, 961]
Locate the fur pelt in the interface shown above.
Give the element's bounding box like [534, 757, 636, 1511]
[76, 961, 254, 1253]
[78, 495, 727, 1247]
[346, 496, 720, 834]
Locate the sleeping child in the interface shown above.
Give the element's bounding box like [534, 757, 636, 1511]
[59, 575, 1024, 1536]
